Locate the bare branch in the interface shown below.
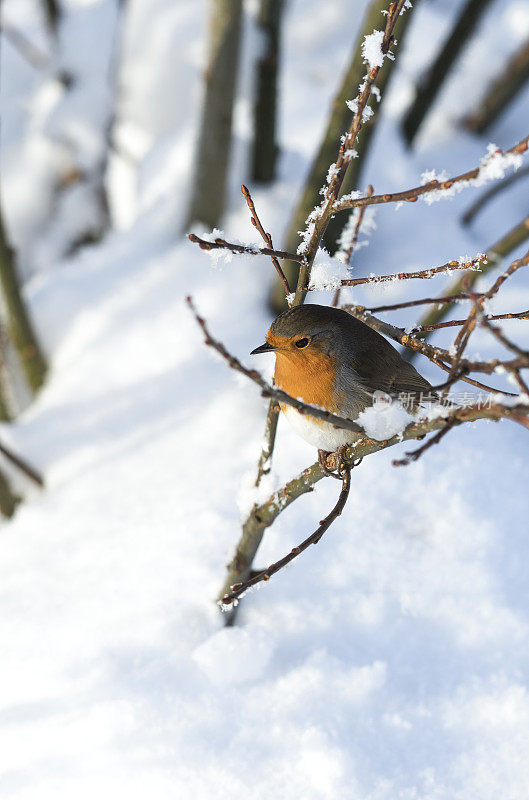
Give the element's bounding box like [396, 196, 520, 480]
[392, 421, 456, 467]
[332, 135, 529, 213]
[411, 309, 529, 334]
[362, 293, 472, 313]
[462, 164, 529, 226]
[293, 0, 411, 305]
[219, 399, 529, 604]
[220, 466, 351, 606]
[241, 184, 292, 300]
[332, 185, 374, 306]
[477, 313, 529, 361]
[335, 253, 485, 289]
[0, 441, 44, 487]
[188, 233, 304, 264]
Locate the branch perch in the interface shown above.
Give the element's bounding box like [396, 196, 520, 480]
[220, 466, 351, 606]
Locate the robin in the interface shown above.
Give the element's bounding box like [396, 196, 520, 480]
[251, 304, 434, 474]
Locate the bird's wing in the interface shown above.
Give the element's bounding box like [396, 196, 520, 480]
[336, 319, 434, 417]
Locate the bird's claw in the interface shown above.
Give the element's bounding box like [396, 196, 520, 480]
[318, 447, 362, 479]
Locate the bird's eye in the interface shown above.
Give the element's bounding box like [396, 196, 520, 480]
[295, 337, 309, 349]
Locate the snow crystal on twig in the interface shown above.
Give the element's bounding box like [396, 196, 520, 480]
[362, 106, 374, 122]
[297, 206, 324, 254]
[362, 30, 385, 69]
[338, 189, 363, 205]
[421, 144, 525, 205]
[326, 161, 339, 184]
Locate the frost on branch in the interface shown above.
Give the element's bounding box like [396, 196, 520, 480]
[296, 206, 323, 255]
[421, 144, 525, 205]
[362, 30, 385, 69]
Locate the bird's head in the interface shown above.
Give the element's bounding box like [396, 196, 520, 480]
[250, 304, 349, 363]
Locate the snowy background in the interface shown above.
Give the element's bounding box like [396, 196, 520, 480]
[1, 0, 529, 797]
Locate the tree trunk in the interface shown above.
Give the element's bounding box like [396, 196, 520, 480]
[0, 207, 47, 394]
[462, 35, 529, 135]
[251, 0, 284, 183]
[0, 469, 20, 519]
[402, 0, 494, 147]
[186, 0, 244, 229]
[270, 0, 418, 313]
[42, 0, 61, 36]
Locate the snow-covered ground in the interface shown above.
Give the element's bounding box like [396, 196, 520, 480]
[1, 0, 529, 797]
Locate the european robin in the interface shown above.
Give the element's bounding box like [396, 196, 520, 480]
[251, 304, 433, 471]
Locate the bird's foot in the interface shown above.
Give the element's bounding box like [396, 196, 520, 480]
[318, 449, 341, 479]
[318, 447, 363, 479]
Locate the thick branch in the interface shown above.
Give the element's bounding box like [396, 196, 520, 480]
[220, 399, 529, 604]
[292, 0, 411, 307]
[220, 466, 351, 606]
[273, 0, 416, 312]
[463, 35, 529, 135]
[402, 0, 495, 146]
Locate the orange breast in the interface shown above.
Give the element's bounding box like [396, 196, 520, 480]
[274, 349, 342, 414]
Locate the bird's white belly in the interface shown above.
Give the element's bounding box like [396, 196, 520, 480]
[282, 406, 360, 452]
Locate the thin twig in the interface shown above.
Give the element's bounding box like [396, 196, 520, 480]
[392, 421, 456, 466]
[462, 164, 529, 226]
[365, 292, 473, 313]
[219, 399, 529, 604]
[343, 305, 523, 389]
[188, 233, 304, 263]
[477, 313, 529, 361]
[0, 441, 44, 487]
[220, 466, 351, 606]
[332, 134, 529, 213]
[484, 247, 529, 301]
[241, 184, 292, 301]
[336, 253, 486, 289]
[332, 185, 374, 306]
[411, 309, 529, 334]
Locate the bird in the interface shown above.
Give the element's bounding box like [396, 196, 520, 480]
[251, 304, 434, 474]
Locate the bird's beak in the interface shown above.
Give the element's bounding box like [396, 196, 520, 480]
[250, 341, 275, 355]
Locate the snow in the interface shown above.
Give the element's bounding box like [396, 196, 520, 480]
[2, 0, 529, 798]
[357, 396, 413, 440]
[420, 143, 526, 205]
[362, 30, 385, 69]
[308, 249, 350, 290]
